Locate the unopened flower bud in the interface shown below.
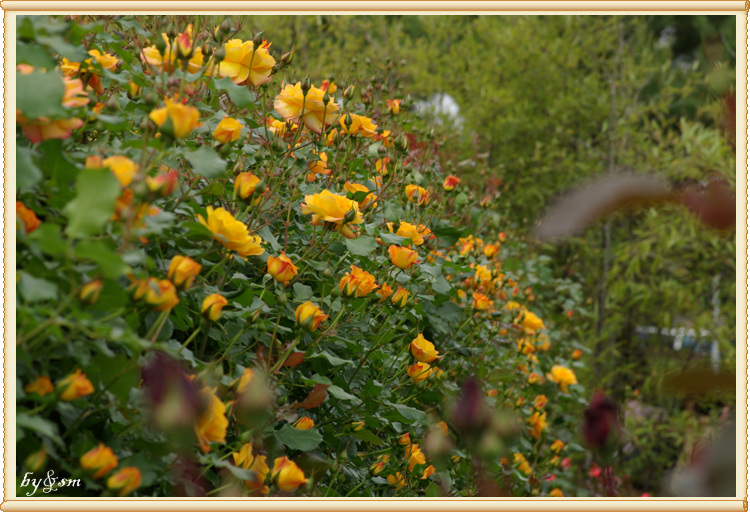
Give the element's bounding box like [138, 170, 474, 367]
[213, 47, 226, 63]
[166, 24, 178, 40]
[106, 96, 119, 111]
[281, 50, 294, 66]
[253, 31, 265, 47]
[301, 76, 311, 95]
[344, 113, 353, 130]
[323, 93, 331, 106]
[144, 91, 159, 107]
[219, 18, 232, 34]
[343, 85, 355, 100]
[377, 145, 387, 156]
[155, 35, 168, 54]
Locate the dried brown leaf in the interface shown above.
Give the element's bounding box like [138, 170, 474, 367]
[293, 383, 329, 410]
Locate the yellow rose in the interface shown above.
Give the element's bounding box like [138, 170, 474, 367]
[514, 453, 532, 475]
[234, 172, 264, 201]
[213, 116, 243, 144]
[274, 82, 341, 134]
[194, 386, 228, 453]
[338, 265, 379, 298]
[295, 301, 328, 332]
[386, 98, 401, 114]
[527, 411, 548, 439]
[306, 151, 330, 182]
[232, 444, 270, 494]
[546, 365, 577, 394]
[551, 439, 565, 453]
[79, 280, 103, 305]
[80, 444, 118, 479]
[404, 443, 426, 472]
[57, 369, 95, 401]
[202, 293, 228, 322]
[388, 245, 420, 270]
[395, 222, 431, 247]
[267, 252, 298, 285]
[168, 255, 202, 290]
[391, 287, 411, 308]
[387, 472, 406, 489]
[300, 190, 363, 239]
[442, 175, 460, 191]
[472, 292, 492, 311]
[24, 376, 54, 397]
[16, 202, 41, 234]
[293, 417, 315, 430]
[343, 181, 377, 210]
[407, 362, 431, 383]
[521, 310, 545, 333]
[370, 454, 390, 475]
[410, 334, 439, 363]
[106, 467, 142, 497]
[143, 278, 180, 311]
[141, 27, 204, 74]
[149, 98, 201, 138]
[271, 456, 308, 493]
[214, 39, 276, 86]
[102, 156, 137, 187]
[197, 206, 265, 258]
[146, 168, 179, 197]
[405, 184, 430, 206]
[339, 113, 378, 138]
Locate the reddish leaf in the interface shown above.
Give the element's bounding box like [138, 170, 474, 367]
[282, 352, 305, 368]
[679, 178, 735, 231]
[293, 383, 329, 410]
[536, 174, 673, 241]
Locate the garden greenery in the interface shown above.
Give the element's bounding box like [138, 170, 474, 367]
[15, 14, 734, 498]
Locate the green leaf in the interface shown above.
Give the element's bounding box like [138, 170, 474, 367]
[384, 402, 426, 423]
[431, 275, 452, 295]
[89, 354, 138, 404]
[432, 224, 471, 246]
[258, 225, 281, 251]
[17, 71, 66, 119]
[28, 223, 66, 256]
[185, 147, 227, 178]
[213, 76, 256, 109]
[17, 413, 64, 447]
[39, 139, 79, 192]
[64, 168, 121, 238]
[276, 424, 323, 452]
[328, 385, 361, 404]
[17, 43, 57, 69]
[424, 483, 444, 497]
[36, 35, 89, 61]
[344, 235, 377, 256]
[293, 283, 313, 302]
[74, 240, 131, 279]
[379, 232, 408, 245]
[18, 272, 58, 303]
[353, 429, 383, 445]
[17, 146, 42, 191]
[311, 351, 354, 367]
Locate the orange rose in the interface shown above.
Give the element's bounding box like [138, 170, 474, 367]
[388, 245, 420, 270]
[295, 302, 328, 331]
[202, 293, 228, 322]
[80, 444, 118, 479]
[16, 202, 41, 234]
[267, 252, 298, 285]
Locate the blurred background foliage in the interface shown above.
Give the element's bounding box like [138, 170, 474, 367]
[227, 13, 737, 490]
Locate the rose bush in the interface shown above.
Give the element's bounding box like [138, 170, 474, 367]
[15, 15, 591, 498]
